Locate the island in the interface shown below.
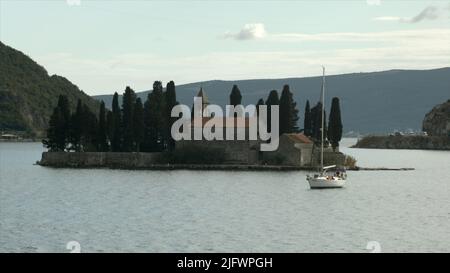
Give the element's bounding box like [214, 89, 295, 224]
[353, 99, 450, 150]
[38, 85, 355, 170]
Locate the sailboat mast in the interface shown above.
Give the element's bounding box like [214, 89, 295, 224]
[321, 66, 325, 171]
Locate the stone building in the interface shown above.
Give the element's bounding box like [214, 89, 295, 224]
[175, 87, 341, 167]
[176, 115, 260, 164]
[176, 88, 314, 166]
[262, 133, 314, 166]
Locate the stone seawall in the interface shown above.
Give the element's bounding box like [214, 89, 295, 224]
[38, 152, 314, 171]
[39, 152, 162, 168]
[176, 140, 259, 164]
[352, 135, 450, 150]
[38, 151, 415, 171]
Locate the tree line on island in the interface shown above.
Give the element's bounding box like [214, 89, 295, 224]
[43, 81, 342, 152]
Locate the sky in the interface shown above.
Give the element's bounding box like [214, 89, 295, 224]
[1, 0, 450, 95]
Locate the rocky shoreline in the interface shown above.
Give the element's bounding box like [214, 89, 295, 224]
[352, 135, 450, 150]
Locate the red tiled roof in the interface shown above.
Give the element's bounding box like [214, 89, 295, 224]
[285, 133, 313, 144]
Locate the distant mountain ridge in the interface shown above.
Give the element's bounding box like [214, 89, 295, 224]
[0, 41, 99, 137]
[95, 67, 450, 134]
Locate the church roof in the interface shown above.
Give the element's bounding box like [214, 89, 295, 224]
[285, 133, 313, 144]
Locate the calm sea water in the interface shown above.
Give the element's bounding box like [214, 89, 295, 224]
[0, 139, 449, 253]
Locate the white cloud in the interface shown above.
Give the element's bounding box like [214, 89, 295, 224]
[224, 23, 267, 40]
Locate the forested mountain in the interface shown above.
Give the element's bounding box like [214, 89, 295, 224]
[0, 42, 99, 137]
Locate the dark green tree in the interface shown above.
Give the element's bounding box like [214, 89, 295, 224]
[279, 85, 300, 135]
[256, 98, 265, 117]
[143, 81, 166, 152]
[311, 102, 327, 144]
[290, 96, 300, 133]
[106, 110, 114, 151]
[111, 92, 122, 152]
[80, 104, 98, 151]
[265, 90, 279, 133]
[43, 106, 66, 151]
[133, 98, 144, 152]
[97, 101, 108, 151]
[68, 99, 83, 151]
[229, 84, 242, 107]
[57, 95, 71, 148]
[304, 100, 312, 136]
[327, 97, 343, 151]
[121, 86, 136, 152]
[57, 95, 71, 126]
[165, 81, 178, 151]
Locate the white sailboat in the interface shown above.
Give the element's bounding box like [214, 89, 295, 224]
[307, 67, 347, 189]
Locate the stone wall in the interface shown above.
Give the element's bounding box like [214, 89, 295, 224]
[176, 140, 259, 164]
[262, 135, 300, 166]
[295, 143, 313, 167]
[39, 152, 162, 168]
[310, 146, 346, 167]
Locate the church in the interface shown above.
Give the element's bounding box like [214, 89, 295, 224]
[175, 87, 316, 167]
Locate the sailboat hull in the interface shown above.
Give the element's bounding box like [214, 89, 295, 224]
[307, 177, 346, 189]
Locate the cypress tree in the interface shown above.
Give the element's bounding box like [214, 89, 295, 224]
[121, 86, 136, 152]
[80, 104, 98, 151]
[143, 81, 166, 152]
[165, 81, 178, 151]
[133, 98, 144, 152]
[256, 98, 264, 117]
[111, 92, 122, 152]
[106, 110, 113, 151]
[230, 85, 242, 118]
[279, 85, 300, 135]
[57, 95, 71, 126]
[229, 85, 242, 107]
[143, 95, 153, 152]
[311, 102, 327, 144]
[279, 87, 290, 135]
[265, 90, 279, 133]
[57, 95, 71, 148]
[312, 103, 319, 141]
[327, 97, 343, 151]
[68, 99, 83, 151]
[304, 100, 312, 136]
[290, 96, 300, 133]
[97, 101, 108, 152]
[43, 96, 70, 151]
[43, 106, 65, 151]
